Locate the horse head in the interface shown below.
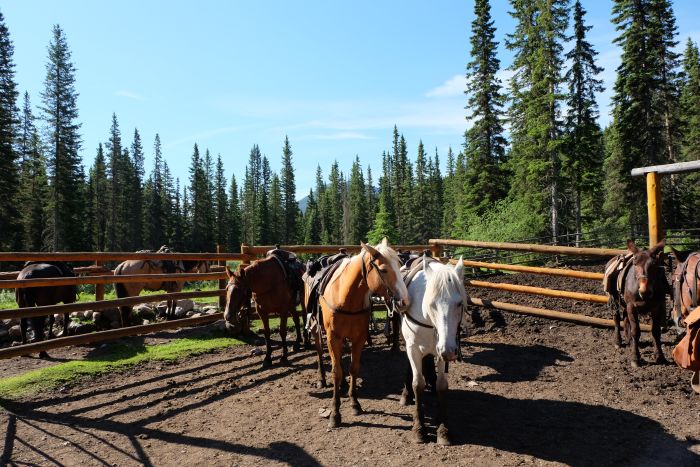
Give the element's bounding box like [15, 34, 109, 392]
[627, 239, 665, 301]
[223, 265, 252, 331]
[422, 256, 466, 362]
[361, 237, 411, 311]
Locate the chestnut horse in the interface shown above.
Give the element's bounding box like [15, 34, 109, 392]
[606, 239, 669, 367]
[314, 238, 410, 429]
[223, 256, 306, 367]
[669, 248, 700, 331]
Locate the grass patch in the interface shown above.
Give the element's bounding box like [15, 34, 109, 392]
[0, 330, 245, 401]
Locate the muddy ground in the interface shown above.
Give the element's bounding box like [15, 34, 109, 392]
[1, 265, 699, 466]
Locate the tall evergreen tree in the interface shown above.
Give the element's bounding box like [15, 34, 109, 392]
[564, 0, 604, 245]
[143, 134, 166, 249]
[678, 38, 700, 219]
[187, 144, 209, 251]
[129, 128, 144, 248]
[0, 9, 20, 250]
[303, 189, 321, 244]
[506, 0, 568, 242]
[227, 174, 241, 250]
[40, 25, 83, 251]
[269, 173, 283, 243]
[347, 157, 367, 244]
[106, 113, 123, 251]
[463, 0, 508, 217]
[213, 154, 228, 248]
[88, 144, 108, 251]
[280, 135, 299, 243]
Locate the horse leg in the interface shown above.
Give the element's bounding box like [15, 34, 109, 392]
[327, 332, 344, 428]
[314, 326, 327, 388]
[301, 310, 312, 349]
[291, 305, 303, 352]
[408, 347, 427, 443]
[626, 303, 641, 367]
[348, 339, 364, 416]
[436, 359, 451, 446]
[651, 304, 667, 364]
[47, 313, 56, 339]
[20, 318, 29, 345]
[399, 356, 415, 406]
[279, 311, 290, 366]
[260, 312, 273, 368]
[612, 303, 622, 348]
[62, 312, 69, 337]
[391, 313, 401, 352]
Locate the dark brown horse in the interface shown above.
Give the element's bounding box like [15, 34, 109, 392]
[310, 238, 410, 428]
[15, 262, 77, 357]
[114, 250, 210, 326]
[606, 239, 669, 367]
[223, 255, 306, 367]
[669, 248, 700, 330]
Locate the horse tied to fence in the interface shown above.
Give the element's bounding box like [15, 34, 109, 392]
[305, 238, 410, 429]
[223, 248, 307, 367]
[604, 239, 670, 367]
[15, 261, 78, 358]
[398, 255, 466, 445]
[113, 246, 210, 327]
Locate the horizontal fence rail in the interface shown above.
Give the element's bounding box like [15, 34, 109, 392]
[0, 290, 225, 320]
[430, 239, 626, 258]
[465, 280, 609, 304]
[450, 258, 605, 281]
[245, 244, 431, 255]
[1, 272, 226, 289]
[0, 252, 254, 262]
[0, 313, 224, 360]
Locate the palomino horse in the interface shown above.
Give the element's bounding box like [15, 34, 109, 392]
[315, 238, 410, 429]
[223, 255, 306, 367]
[606, 239, 669, 367]
[114, 248, 210, 326]
[399, 256, 466, 445]
[16, 262, 77, 358]
[669, 248, 700, 330]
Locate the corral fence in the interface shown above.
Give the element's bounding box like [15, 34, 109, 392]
[1, 160, 698, 360]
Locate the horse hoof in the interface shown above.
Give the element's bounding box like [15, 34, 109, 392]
[280, 357, 290, 366]
[38, 351, 49, 359]
[412, 427, 427, 444]
[437, 425, 451, 446]
[351, 404, 363, 416]
[631, 360, 640, 368]
[399, 395, 413, 406]
[328, 415, 341, 429]
[293, 342, 301, 352]
[655, 356, 668, 365]
[316, 380, 327, 389]
[262, 358, 273, 369]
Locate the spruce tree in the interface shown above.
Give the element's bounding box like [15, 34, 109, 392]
[143, 134, 166, 249]
[228, 174, 241, 250]
[130, 128, 144, 247]
[187, 144, 208, 250]
[89, 144, 108, 251]
[40, 25, 83, 251]
[0, 10, 20, 250]
[463, 0, 508, 217]
[564, 0, 604, 245]
[303, 189, 321, 244]
[258, 156, 272, 244]
[269, 173, 283, 244]
[679, 39, 700, 219]
[412, 141, 430, 242]
[213, 154, 228, 248]
[347, 157, 368, 244]
[280, 136, 299, 243]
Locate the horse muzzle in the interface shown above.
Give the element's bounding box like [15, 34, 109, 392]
[441, 350, 458, 362]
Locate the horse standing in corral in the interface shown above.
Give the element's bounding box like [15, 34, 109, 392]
[669, 247, 700, 330]
[604, 239, 670, 367]
[114, 247, 211, 327]
[311, 238, 410, 429]
[15, 262, 77, 358]
[399, 256, 466, 445]
[223, 252, 307, 367]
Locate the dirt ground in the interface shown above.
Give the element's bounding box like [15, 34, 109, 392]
[2, 265, 700, 466]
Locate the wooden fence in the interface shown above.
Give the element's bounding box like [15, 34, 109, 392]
[0, 238, 656, 359]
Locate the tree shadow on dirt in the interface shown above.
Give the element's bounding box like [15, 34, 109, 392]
[464, 342, 574, 383]
[1, 355, 322, 466]
[447, 390, 698, 466]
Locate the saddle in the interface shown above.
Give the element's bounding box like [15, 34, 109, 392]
[603, 253, 633, 302]
[266, 247, 305, 305]
[402, 254, 438, 288]
[673, 252, 700, 313]
[135, 245, 181, 291]
[672, 306, 700, 374]
[303, 250, 350, 331]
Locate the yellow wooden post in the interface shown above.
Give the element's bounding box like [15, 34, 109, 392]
[646, 171, 663, 247]
[217, 245, 226, 309]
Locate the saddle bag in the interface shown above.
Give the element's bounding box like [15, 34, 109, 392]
[672, 306, 700, 372]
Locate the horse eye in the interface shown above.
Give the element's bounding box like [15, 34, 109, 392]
[378, 267, 388, 274]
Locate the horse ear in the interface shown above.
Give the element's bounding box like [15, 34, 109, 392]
[454, 256, 464, 277]
[650, 239, 665, 257]
[626, 239, 639, 254]
[361, 241, 380, 259]
[670, 246, 690, 263]
[381, 237, 389, 247]
[423, 256, 432, 279]
[225, 266, 233, 278]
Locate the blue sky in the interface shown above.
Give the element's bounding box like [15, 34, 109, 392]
[3, 1, 699, 198]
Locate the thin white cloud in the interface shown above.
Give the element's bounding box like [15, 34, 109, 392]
[426, 74, 465, 98]
[116, 90, 145, 101]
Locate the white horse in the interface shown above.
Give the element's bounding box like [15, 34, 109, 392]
[399, 257, 466, 445]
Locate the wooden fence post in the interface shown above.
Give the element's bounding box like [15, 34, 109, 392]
[217, 245, 226, 309]
[646, 171, 663, 248]
[95, 260, 104, 301]
[239, 243, 253, 334]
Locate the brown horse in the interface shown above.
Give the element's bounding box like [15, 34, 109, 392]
[114, 250, 210, 326]
[606, 239, 669, 367]
[223, 255, 306, 367]
[312, 238, 410, 429]
[669, 248, 700, 330]
[15, 262, 77, 357]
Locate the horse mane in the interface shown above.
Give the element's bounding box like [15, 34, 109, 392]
[425, 262, 467, 304]
[374, 242, 400, 268]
